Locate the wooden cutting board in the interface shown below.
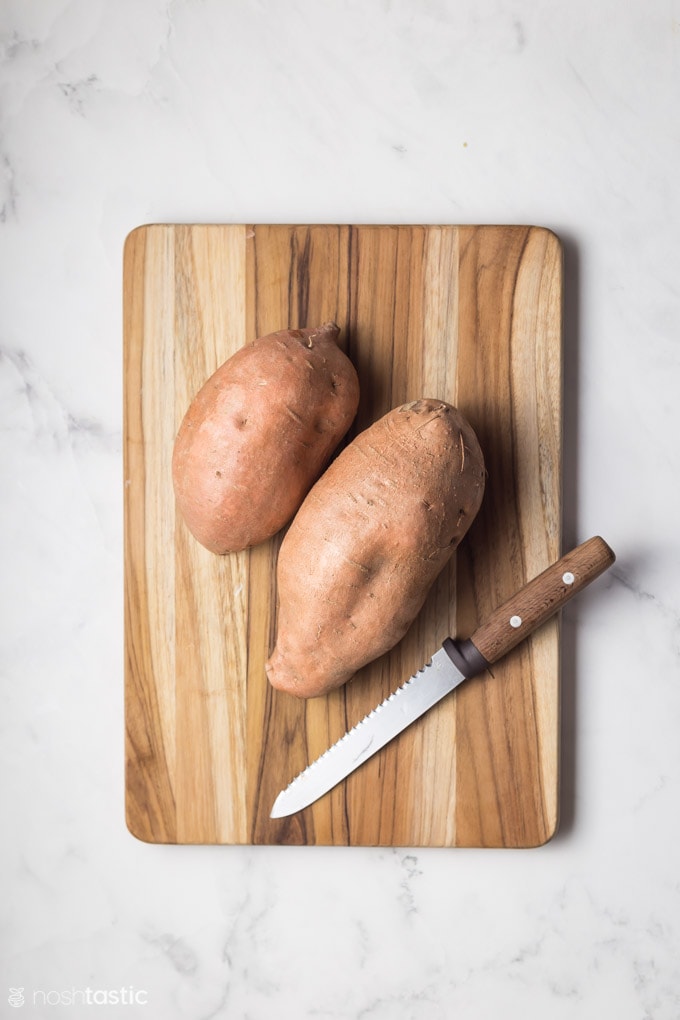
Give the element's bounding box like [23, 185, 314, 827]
[123, 224, 562, 848]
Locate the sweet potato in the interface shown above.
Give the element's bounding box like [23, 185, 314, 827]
[266, 398, 485, 698]
[172, 322, 359, 554]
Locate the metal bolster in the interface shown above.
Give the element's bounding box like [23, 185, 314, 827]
[442, 636, 490, 679]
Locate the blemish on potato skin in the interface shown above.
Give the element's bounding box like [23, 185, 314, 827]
[343, 556, 371, 573]
[285, 406, 304, 425]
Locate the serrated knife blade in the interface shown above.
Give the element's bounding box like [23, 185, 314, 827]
[270, 536, 615, 819]
[270, 647, 465, 818]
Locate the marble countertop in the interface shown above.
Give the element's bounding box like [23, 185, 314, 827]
[1, 1, 678, 1017]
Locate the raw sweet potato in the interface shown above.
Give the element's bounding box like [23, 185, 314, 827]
[266, 398, 485, 698]
[172, 322, 359, 554]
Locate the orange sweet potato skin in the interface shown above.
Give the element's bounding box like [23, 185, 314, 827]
[172, 323, 359, 554]
[266, 399, 485, 698]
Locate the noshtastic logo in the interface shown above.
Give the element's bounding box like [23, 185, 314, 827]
[10, 986, 148, 1007]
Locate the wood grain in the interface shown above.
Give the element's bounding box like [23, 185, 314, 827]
[470, 537, 615, 666]
[123, 224, 563, 847]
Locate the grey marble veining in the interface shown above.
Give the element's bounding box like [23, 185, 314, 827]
[1, 0, 679, 1017]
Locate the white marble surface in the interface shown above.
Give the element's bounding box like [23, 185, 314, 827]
[1, 0, 679, 1016]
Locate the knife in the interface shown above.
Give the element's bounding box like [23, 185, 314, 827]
[270, 536, 615, 818]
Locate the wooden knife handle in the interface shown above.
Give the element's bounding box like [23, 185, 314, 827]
[463, 536, 615, 669]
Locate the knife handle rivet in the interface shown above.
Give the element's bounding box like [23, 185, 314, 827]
[509, 615, 522, 628]
[562, 571, 575, 585]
